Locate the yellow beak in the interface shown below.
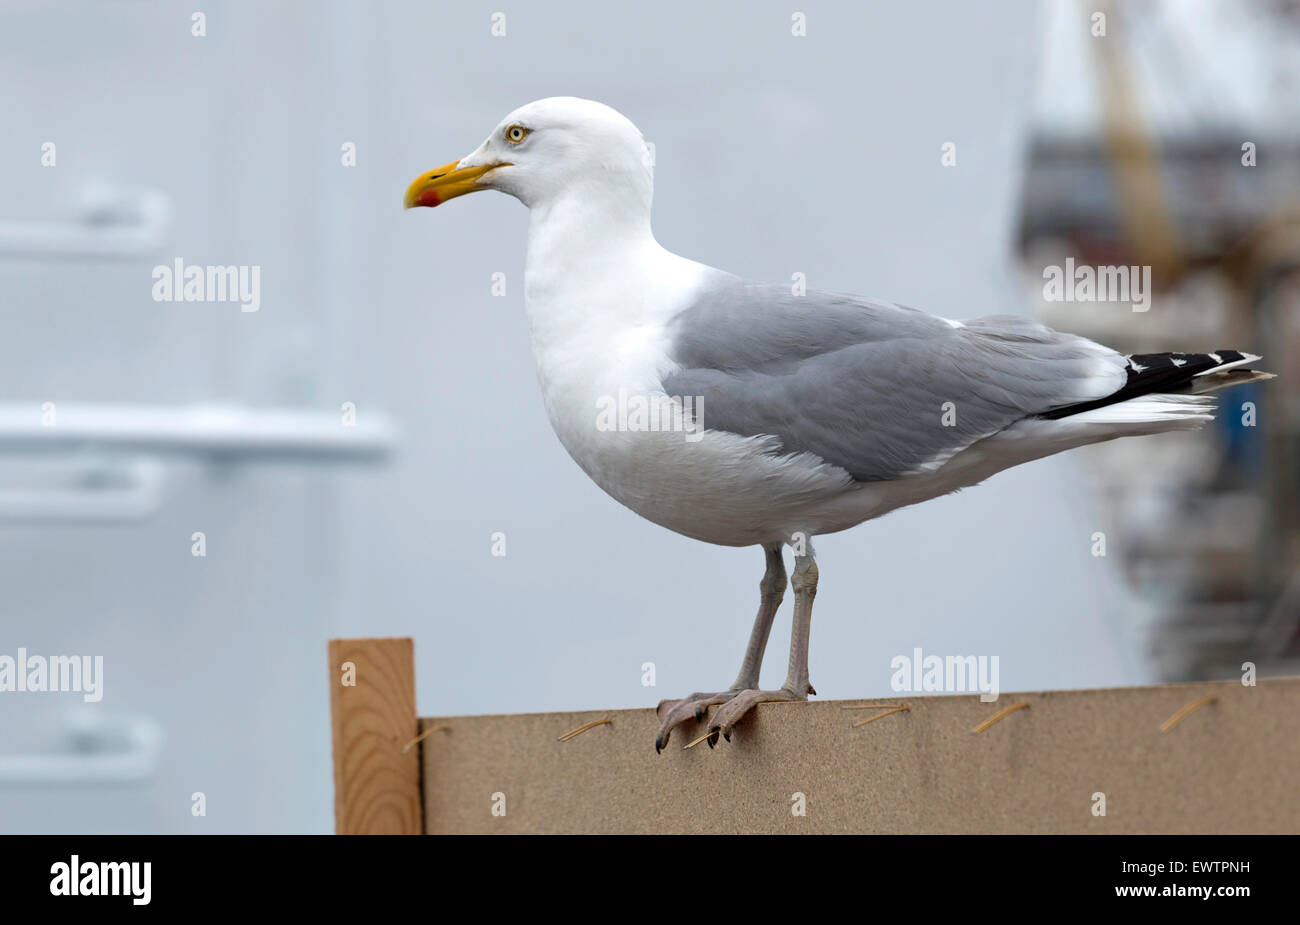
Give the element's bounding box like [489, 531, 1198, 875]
[403, 159, 508, 209]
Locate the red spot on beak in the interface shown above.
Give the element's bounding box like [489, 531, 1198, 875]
[417, 189, 442, 207]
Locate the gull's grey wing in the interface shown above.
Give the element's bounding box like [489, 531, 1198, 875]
[661, 277, 1127, 482]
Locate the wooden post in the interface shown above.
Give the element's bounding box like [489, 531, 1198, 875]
[328, 637, 423, 834]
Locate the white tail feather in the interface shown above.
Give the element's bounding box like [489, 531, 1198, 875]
[1064, 393, 1215, 427]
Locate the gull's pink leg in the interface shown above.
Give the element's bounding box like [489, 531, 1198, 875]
[707, 547, 819, 742]
[654, 544, 786, 752]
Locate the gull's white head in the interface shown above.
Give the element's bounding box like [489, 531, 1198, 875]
[404, 97, 653, 215]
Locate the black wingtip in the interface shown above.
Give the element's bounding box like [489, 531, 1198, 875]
[1043, 348, 1261, 420]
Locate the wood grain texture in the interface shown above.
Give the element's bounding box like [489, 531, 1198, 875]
[418, 678, 1300, 834]
[329, 637, 421, 834]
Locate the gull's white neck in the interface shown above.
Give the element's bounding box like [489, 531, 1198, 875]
[526, 191, 648, 325]
[523, 189, 708, 353]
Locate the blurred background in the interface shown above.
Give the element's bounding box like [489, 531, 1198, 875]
[1019, 0, 1300, 680]
[0, 0, 1293, 833]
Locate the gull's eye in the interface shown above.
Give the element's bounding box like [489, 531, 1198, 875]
[505, 124, 529, 144]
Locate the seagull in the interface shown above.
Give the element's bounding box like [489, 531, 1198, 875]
[404, 97, 1271, 751]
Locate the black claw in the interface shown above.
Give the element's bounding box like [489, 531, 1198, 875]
[723, 729, 731, 742]
[808, 684, 817, 696]
[655, 736, 665, 754]
[694, 704, 709, 722]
